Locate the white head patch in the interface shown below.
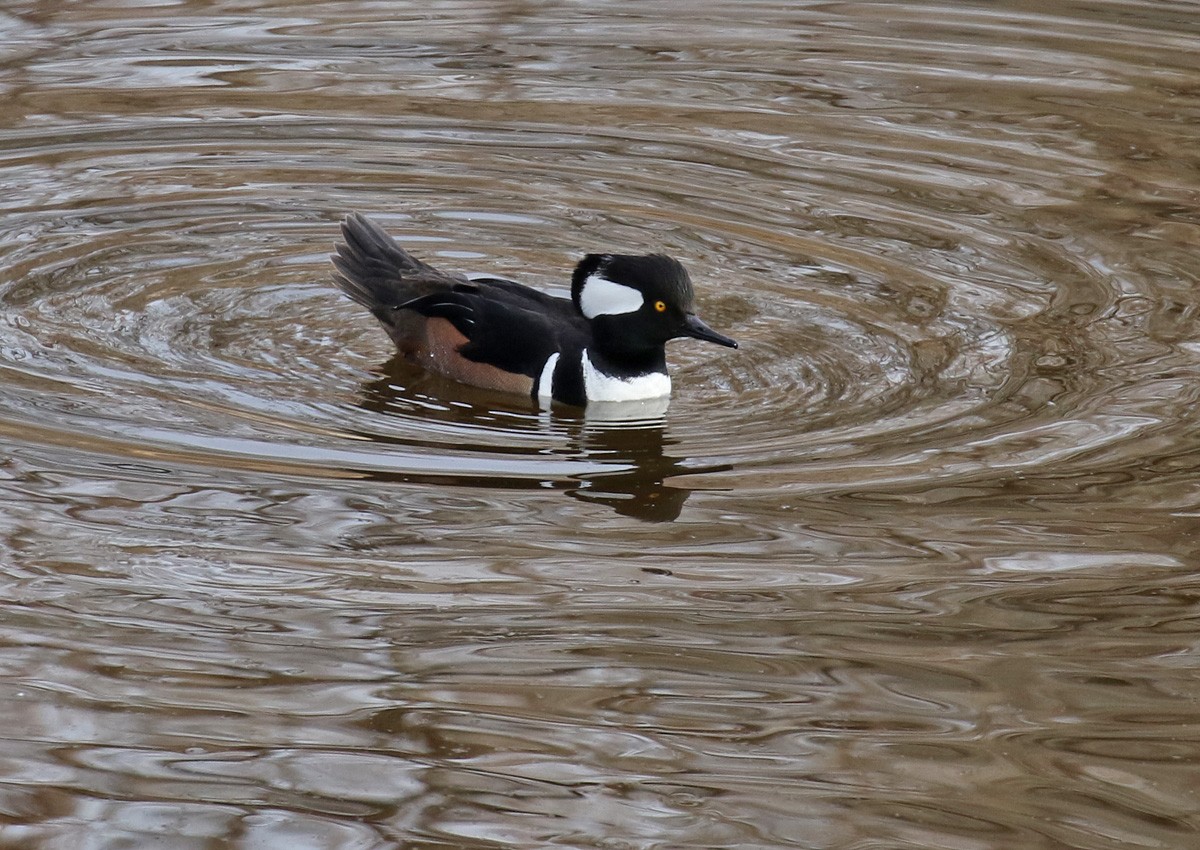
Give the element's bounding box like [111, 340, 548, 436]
[579, 273, 644, 319]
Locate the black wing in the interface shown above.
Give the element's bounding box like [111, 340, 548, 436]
[468, 276, 579, 323]
[400, 284, 582, 379]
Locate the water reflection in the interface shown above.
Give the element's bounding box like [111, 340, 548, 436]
[566, 424, 720, 521]
[357, 356, 720, 520]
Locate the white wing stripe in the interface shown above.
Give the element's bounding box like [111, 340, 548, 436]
[537, 352, 560, 400]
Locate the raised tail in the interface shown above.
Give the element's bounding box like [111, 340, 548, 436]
[331, 213, 463, 324]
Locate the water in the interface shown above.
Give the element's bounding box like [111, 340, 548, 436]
[2, 1, 1199, 847]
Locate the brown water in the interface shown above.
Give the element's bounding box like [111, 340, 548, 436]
[2, 1, 1199, 847]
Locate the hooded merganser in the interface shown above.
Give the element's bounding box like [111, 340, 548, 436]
[331, 213, 737, 407]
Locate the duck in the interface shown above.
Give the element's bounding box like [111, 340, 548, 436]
[331, 213, 737, 407]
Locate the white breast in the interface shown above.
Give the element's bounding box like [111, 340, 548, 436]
[581, 349, 671, 402]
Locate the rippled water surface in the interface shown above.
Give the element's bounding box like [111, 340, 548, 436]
[3, 1, 1200, 847]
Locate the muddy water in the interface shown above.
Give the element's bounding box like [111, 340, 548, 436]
[2, 1, 1199, 847]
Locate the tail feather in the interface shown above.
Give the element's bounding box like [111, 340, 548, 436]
[330, 213, 462, 317]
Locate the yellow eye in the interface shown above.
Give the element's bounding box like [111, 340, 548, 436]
[654, 300, 667, 313]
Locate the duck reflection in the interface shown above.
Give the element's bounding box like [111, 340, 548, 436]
[563, 419, 695, 522]
[354, 355, 727, 521]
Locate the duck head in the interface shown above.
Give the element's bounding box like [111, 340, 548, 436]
[571, 253, 738, 354]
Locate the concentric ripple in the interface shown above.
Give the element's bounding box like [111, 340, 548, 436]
[3, 89, 1198, 512]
